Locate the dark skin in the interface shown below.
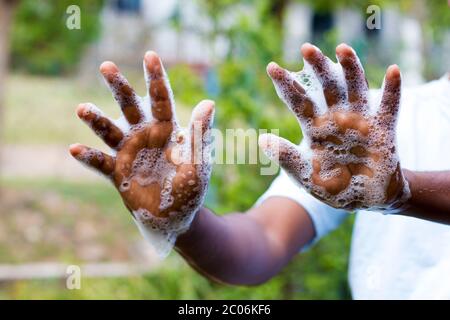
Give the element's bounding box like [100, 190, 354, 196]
[176, 198, 315, 285]
[175, 171, 450, 285]
[260, 43, 407, 210]
[71, 44, 450, 286]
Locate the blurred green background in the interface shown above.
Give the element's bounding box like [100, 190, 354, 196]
[0, 0, 448, 299]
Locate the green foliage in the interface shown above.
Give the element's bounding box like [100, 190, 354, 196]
[192, 0, 301, 214]
[166, 0, 354, 299]
[11, 0, 103, 75]
[168, 64, 207, 107]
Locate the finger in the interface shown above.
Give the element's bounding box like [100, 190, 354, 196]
[301, 43, 345, 107]
[144, 51, 174, 121]
[335, 43, 368, 111]
[259, 133, 309, 183]
[377, 65, 401, 126]
[267, 62, 318, 123]
[76, 103, 124, 149]
[189, 100, 215, 165]
[69, 143, 115, 176]
[100, 61, 143, 125]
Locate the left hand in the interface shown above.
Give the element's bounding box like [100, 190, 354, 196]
[69, 51, 215, 248]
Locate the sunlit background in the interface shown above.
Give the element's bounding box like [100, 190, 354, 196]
[0, 0, 448, 299]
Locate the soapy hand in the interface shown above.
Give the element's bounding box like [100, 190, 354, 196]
[69, 52, 214, 256]
[260, 43, 410, 211]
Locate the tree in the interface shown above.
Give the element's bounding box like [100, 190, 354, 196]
[0, 0, 19, 127]
[10, 0, 104, 75]
[0, 0, 20, 182]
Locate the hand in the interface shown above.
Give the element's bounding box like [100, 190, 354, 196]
[69, 51, 214, 252]
[259, 43, 410, 211]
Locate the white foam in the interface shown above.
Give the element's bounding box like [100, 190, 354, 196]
[132, 185, 205, 257]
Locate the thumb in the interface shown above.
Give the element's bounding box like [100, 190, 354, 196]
[259, 133, 309, 180]
[189, 100, 215, 165]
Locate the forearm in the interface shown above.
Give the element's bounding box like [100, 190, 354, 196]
[175, 197, 315, 285]
[401, 170, 450, 224]
[175, 207, 286, 285]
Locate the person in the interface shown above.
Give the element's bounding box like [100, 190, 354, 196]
[69, 43, 450, 299]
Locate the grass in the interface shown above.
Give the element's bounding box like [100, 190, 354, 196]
[0, 177, 139, 263]
[0, 177, 353, 299]
[0, 263, 286, 300]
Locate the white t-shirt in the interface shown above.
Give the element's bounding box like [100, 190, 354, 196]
[256, 75, 450, 299]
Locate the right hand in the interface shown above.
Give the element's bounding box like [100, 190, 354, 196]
[259, 43, 410, 211]
[69, 51, 214, 234]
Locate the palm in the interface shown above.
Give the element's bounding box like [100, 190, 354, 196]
[260, 43, 409, 210]
[114, 124, 202, 219]
[70, 51, 214, 231]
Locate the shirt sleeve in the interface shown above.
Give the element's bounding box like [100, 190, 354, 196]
[255, 169, 349, 250]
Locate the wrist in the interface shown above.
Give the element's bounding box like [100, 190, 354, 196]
[378, 168, 413, 214]
[130, 205, 204, 258]
[174, 206, 205, 250]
